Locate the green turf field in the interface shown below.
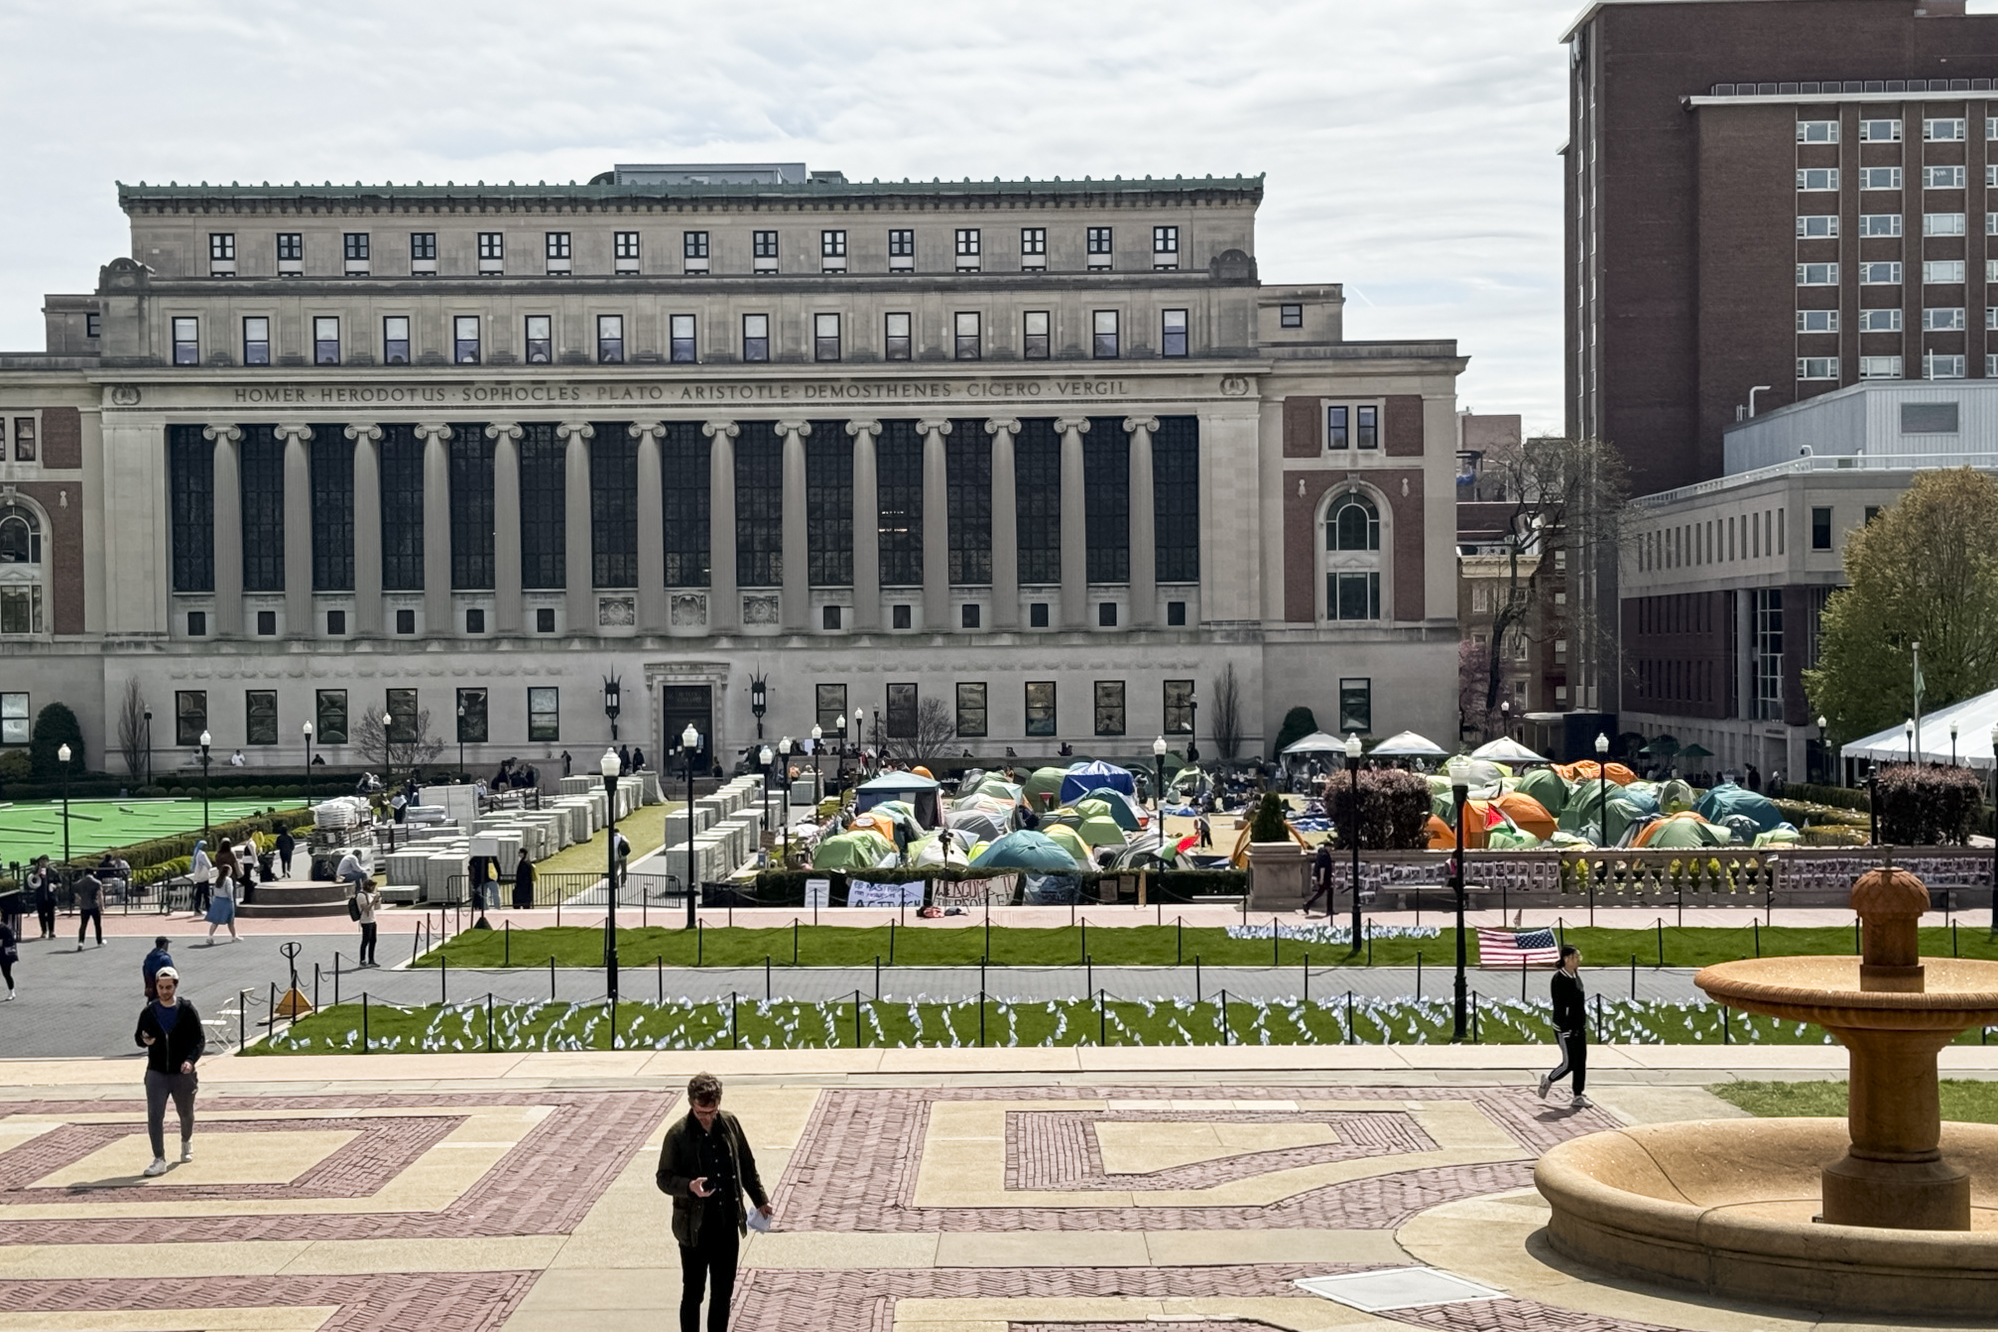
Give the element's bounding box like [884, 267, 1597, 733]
[0, 798, 293, 867]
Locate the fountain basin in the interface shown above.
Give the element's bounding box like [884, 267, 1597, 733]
[1536, 1117, 1998, 1316]
[1695, 956, 1998, 1031]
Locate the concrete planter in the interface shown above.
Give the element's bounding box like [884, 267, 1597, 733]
[1246, 841, 1308, 910]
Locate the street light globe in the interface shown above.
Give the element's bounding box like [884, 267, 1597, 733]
[1905, 718, 1915, 737]
[760, 745, 774, 765]
[302, 721, 313, 737]
[811, 723, 822, 742]
[1952, 722, 1960, 739]
[1344, 733, 1363, 760]
[681, 723, 699, 750]
[854, 708, 866, 728]
[199, 730, 211, 748]
[600, 748, 620, 778]
[57, 743, 70, 763]
[1817, 715, 1827, 730]
[1595, 732, 1610, 756]
[779, 736, 792, 756]
[1153, 735, 1168, 756]
[1445, 756, 1471, 787]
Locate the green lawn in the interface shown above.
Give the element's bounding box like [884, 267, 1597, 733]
[0, 798, 293, 866]
[417, 922, 1998, 972]
[1713, 1080, 1998, 1123]
[250, 994, 1887, 1055]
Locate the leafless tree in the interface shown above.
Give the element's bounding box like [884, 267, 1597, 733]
[1210, 664, 1244, 761]
[352, 707, 445, 785]
[116, 678, 149, 779]
[890, 697, 958, 773]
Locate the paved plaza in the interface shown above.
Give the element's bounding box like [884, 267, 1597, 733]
[4, 1040, 1997, 1331]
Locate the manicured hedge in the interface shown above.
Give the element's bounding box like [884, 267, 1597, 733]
[1873, 764, 1985, 845]
[1322, 768, 1433, 850]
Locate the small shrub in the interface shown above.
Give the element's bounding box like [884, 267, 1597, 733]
[1247, 793, 1289, 843]
[1272, 707, 1319, 758]
[29, 703, 84, 780]
[1874, 763, 1985, 845]
[0, 750, 30, 785]
[1324, 768, 1434, 850]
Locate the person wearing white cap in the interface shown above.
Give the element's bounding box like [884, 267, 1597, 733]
[134, 967, 204, 1177]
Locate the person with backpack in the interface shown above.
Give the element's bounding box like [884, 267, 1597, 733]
[189, 840, 213, 916]
[135, 967, 204, 1176]
[1538, 944, 1592, 1110]
[350, 874, 381, 967]
[275, 828, 296, 880]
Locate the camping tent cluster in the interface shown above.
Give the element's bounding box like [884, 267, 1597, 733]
[1420, 754, 1797, 851]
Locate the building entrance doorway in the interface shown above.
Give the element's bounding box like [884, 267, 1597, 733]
[660, 684, 713, 774]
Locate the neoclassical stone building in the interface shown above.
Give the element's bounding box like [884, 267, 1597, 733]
[0, 164, 1464, 774]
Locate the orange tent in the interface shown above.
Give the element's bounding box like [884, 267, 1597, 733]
[1425, 814, 1454, 850]
[1556, 760, 1637, 786]
[849, 812, 899, 842]
[1492, 791, 1558, 841]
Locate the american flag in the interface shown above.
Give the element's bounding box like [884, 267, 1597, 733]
[1477, 927, 1561, 968]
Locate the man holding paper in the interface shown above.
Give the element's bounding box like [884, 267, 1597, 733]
[655, 1072, 773, 1332]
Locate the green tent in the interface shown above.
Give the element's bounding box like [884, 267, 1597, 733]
[1075, 815, 1129, 847]
[1022, 767, 1069, 809]
[971, 828, 1082, 872]
[1081, 787, 1145, 830]
[1559, 785, 1648, 845]
[1642, 815, 1731, 848]
[812, 830, 895, 870]
[1658, 779, 1697, 814]
[1040, 824, 1094, 866]
[1515, 767, 1572, 816]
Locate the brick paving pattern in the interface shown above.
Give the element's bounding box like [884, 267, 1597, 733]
[1008, 1107, 1433, 1191]
[0, 1272, 538, 1332]
[1383, 1297, 1690, 1332]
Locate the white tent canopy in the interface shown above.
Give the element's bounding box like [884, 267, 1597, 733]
[1281, 731, 1351, 755]
[1371, 730, 1449, 758]
[1840, 686, 1998, 769]
[1470, 736, 1550, 764]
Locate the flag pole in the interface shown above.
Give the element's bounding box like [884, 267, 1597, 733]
[1913, 640, 1923, 764]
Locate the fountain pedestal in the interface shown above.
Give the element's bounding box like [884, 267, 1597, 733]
[1821, 1027, 1969, 1229]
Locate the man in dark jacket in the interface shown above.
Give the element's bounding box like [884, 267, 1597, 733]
[655, 1072, 771, 1332]
[275, 828, 296, 879]
[142, 937, 173, 1000]
[1539, 944, 1591, 1110]
[74, 867, 103, 949]
[135, 967, 204, 1175]
[1302, 842, 1334, 916]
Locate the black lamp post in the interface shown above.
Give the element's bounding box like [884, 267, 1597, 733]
[456, 703, 466, 780]
[1906, 718, 1915, 764]
[302, 720, 314, 800]
[199, 730, 213, 842]
[1868, 760, 1880, 844]
[760, 744, 775, 865]
[1951, 722, 1959, 768]
[777, 737, 793, 863]
[57, 742, 73, 866]
[810, 723, 823, 806]
[1344, 733, 1363, 950]
[854, 708, 869, 778]
[1499, 699, 1510, 742]
[1187, 694, 1200, 764]
[603, 674, 622, 744]
[834, 714, 848, 796]
[682, 722, 700, 930]
[1152, 735, 1167, 818]
[1595, 732, 1610, 845]
[1446, 755, 1471, 1042]
[143, 707, 153, 786]
[1817, 714, 1828, 785]
[601, 747, 621, 1005]
[751, 675, 768, 742]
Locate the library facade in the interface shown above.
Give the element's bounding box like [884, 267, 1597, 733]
[0, 166, 1465, 773]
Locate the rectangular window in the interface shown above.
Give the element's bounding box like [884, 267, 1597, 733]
[1152, 225, 1179, 269]
[1086, 226, 1113, 266]
[876, 420, 923, 586]
[1754, 589, 1783, 720]
[277, 232, 302, 269]
[1797, 357, 1839, 380]
[477, 231, 503, 273]
[821, 229, 847, 267]
[171, 317, 199, 365]
[684, 230, 709, 259]
[814, 312, 840, 361]
[410, 232, 437, 261]
[1926, 117, 1966, 141]
[805, 427, 853, 588]
[1860, 166, 1903, 191]
[1338, 679, 1373, 735]
[1331, 571, 1382, 620]
[1861, 355, 1904, 379]
[1811, 507, 1832, 551]
[1327, 405, 1348, 449]
[1925, 213, 1967, 237]
[1796, 263, 1839, 285]
[343, 233, 369, 273]
[1859, 213, 1903, 237]
[1023, 310, 1050, 360]
[1797, 167, 1839, 191]
[815, 684, 848, 737]
[545, 231, 571, 260]
[454, 315, 481, 364]
[742, 313, 769, 363]
[0, 692, 27, 746]
[167, 425, 213, 591]
[955, 682, 987, 737]
[1161, 308, 1189, 357]
[734, 425, 782, 587]
[1093, 309, 1119, 358]
[962, 603, 980, 628]
[524, 315, 552, 365]
[1163, 679, 1194, 735]
[1861, 261, 1904, 284]
[312, 316, 339, 365]
[381, 316, 410, 365]
[0, 587, 38, 634]
[1356, 405, 1378, 449]
[85, 313, 98, 338]
[447, 429, 494, 590]
[527, 687, 559, 741]
[1016, 420, 1061, 586]
[1925, 260, 1967, 284]
[614, 231, 640, 271]
[209, 232, 235, 262]
[1796, 309, 1839, 333]
[954, 311, 980, 360]
[886, 683, 917, 738]
[1989, 165, 1998, 189]
[889, 228, 914, 270]
[1923, 307, 1966, 331]
[947, 423, 992, 585]
[1020, 226, 1046, 269]
[1024, 681, 1057, 736]
[244, 317, 273, 365]
[535, 607, 555, 632]
[1796, 215, 1838, 238]
[666, 313, 694, 363]
[175, 690, 207, 747]
[1860, 118, 1902, 142]
[1925, 165, 1967, 190]
[598, 313, 625, 364]
[454, 687, 488, 743]
[884, 312, 911, 361]
[660, 425, 711, 590]
[753, 229, 778, 273]
[1926, 353, 1967, 379]
[1796, 119, 1838, 143]
[1859, 308, 1902, 332]
[590, 423, 638, 589]
[1093, 681, 1126, 736]
[244, 690, 277, 745]
[954, 228, 980, 269]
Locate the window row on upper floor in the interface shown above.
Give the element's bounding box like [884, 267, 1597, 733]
[1796, 166, 1998, 191]
[1796, 117, 1998, 144]
[190, 224, 1198, 279]
[167, 307, 1198, 368]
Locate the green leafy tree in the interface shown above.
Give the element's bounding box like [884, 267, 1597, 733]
[29, 702, 84, 779]
[1806, 469, 1998, 742]
[1272, 706, 1319, 757]
[1247, 792, 1289, 843]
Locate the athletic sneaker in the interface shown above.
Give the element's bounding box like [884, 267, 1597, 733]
[1537, 1074, 1551, 1100]
[179, 1141, 193, 1163]
[1570, 1094, 1593, 1110]
[142, 1158, 169, 1177]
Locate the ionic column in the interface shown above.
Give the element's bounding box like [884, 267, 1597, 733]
[1055, 416, 1092, 630]
[986, 418, 1020, 630]
[703, 421, 739, 633]
[486, 423, 524, 634]
[630, 422, 668, 631]
[917, 418, 953, 630]
[203, 424, 244, 636]
[274, 423, 314, 635]
[1124, 416, 1159, 628]
[345, 424, 383, 635]
[558, 422, 596, 632]
[414, 423, 454, 634]
[846, 419, 881, 631]
[777, 418, 812, 632]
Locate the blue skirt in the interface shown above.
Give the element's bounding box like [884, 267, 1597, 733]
[204, 894, 235, 925]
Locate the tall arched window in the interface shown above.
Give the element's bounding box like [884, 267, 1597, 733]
[1323, 491, 1382, 621]
[0, 504, 44, 635]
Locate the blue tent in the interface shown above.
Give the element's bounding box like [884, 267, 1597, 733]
[1059, 760, 1135, 804]
[969, 828, 1083, 872]
[1695, 782, 1782, 834]
[854, 771, 943, 827]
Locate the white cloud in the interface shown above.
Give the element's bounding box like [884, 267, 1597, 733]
[0, 0, 1575, 425]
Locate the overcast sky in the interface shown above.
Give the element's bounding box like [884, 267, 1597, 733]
[0, 0, 1578, 429]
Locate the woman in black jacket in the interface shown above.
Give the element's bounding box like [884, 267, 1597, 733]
[134, 967, 205, 1176]
[1538, 945, 1591, 1110]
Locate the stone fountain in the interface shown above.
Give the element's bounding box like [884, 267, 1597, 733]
[1535, 865, 1998, 1316]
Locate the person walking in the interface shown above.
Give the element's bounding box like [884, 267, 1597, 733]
[1196, 814, 1213, 849]
[135, 967, 204, 1176]
[512, 854, 536, 910]
[29, 855, 57, 939]
[189, 840, 213, 916]
[74, 865, 104, 950]
[275, 827, 295, 880]
[655, 1072, 772, 1332]
[1302, 841, 1334, 916]
[351, 873, 381, 967]
[0, 867, 24, 944]
[1, 918, 17, 999]
[143, 937, 174, 1000]
[1538, 944, 1591, 1110]
[203, 856, 238, 945]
